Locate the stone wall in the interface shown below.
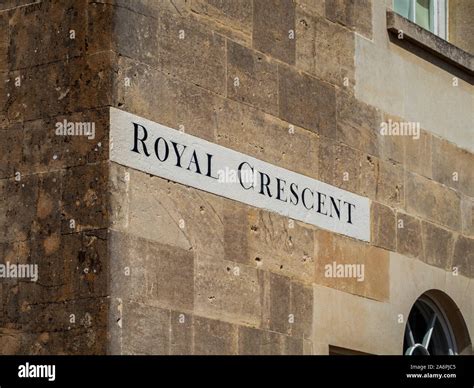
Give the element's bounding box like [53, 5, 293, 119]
[106, 0, 473, 355]
[0, 0, 112, 354]
[0, 0, 472, 355]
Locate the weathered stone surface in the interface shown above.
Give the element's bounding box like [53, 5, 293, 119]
[331, 143, 362, 194]
[404, 129, 432, 179]
[190, 0, 253, 35]
[449, 0, 474, 55]
[284, 336, 304, 355]
[0, 174, 38, 243]
[109, 231, 194, 312]
[86, 2, 114, 54]
[318, 137, 377, 198]
[326, 0, 373, 38]
[227, 41, 278, 115]
[452, 236, 474, 278]
[114, 6, 226, 95]
[371, 202, 396, 251]
[8, 0, 86, 70]
[376, 160, 404, 208]
[247, 209, 314, 283]
[253, 0, 296, 64]
[108, 163, 129, 232]
[120, 170, 225, 258]
[6, 52, 113, 123]
[0, 0, 39, 11]
[102, 0, 188, 17]
[279, 65, 336, 137]
[20, 326, 107, 355]
[359, 154, 378, 199]
[18, 296, 108, 333]
[32, 172, 62, 238]
[223, 200, 249, 264]
[461, 196, 474, 237]
[267, 273, 291, 335]
[216, 97, 319, 179]
[238, 326, 285, 355]
[0, 328, 22, 354]
[377, 113, 405, 165]
[406, 172, 461, 231]
[115, 56, 219, 142]
[238, 325, 303, 355]
[0, 123, 22, 178]
[53, 109, 109, 168]
[122, 302, 170, 355]
[314, 229, 389, 301]
[432, 136, 474, 197]
[289, 281, 312, 338]
[170, 311, 193, 355]
[396, 212, 422, 259]
[0, 14, 8, 73]
[421, 221, 455, 270]
[317, 136, 336, 185]
[61, 162, 108, 233]
[336, 90, 381, 157]
[194, 254, 262, 326]
[20, 118, 64, 174]
[62, 230, 108, 299]
[193, 316, 237, 355]
[296, 0, 325, 16]
[296, 9, 355, 88]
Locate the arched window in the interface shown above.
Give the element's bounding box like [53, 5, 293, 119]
[404, 291, 471, 355]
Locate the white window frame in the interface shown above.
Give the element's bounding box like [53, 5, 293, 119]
[394, 0, 448, 39]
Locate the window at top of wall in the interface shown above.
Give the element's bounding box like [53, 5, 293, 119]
[394, 0, 447, 39]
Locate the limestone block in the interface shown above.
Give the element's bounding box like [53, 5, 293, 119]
[170, 310, 193, 355]
[194, 254, 263, 326]
[326, 0, 373, 39]
[227, 41, 278, 115]
[190, 0, 253, 35]
[238, 325, 304, 355]
[314, 229, 389, 301]
[452, 235, 474, 278]
[376, 160, 404, 208]
[121, 301, 170, 355]
[296, 9, 355, 88]
[115, 56, 220, 142]
[123, 171, 225, 258]
[421, 221, 455, 271]
[461, 196, 474, 237]
[432, 136, 474, 197]
[371, 202, 396, 251]
[247, 208, 315, 284]
[336, 90, 382, 157]
[396, 212, 422, 259]
[253, 0, 296, 64]
[8, 0, 86, 70]
[193, 316, 238, 355]
[404, 129, 432, 179]
[61, 162, 108, 233]
[109, 231, 195, 312]
[278, 65, 336, 138]
[215, 97, 319, 179]
[406, 172, 461, 231]
[1, 174, 38, 243]
[114, 6, 226, 95]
